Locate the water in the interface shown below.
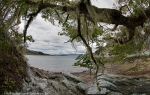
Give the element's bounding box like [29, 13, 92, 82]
[26, 55, 87, 72]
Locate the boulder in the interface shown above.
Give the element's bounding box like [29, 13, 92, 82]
[76, 82, 87, 93]
[11, 67, 150, 95]
[62, 77, 77, 91]
[86, 73, 150, 95]
[63, 72, 83, 82]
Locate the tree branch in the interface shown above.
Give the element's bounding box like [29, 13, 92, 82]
[25, 0, 149, 27]
[77, 13, 100, 77]
[24, 0, 150, 43]
[112, 28, 135, 44]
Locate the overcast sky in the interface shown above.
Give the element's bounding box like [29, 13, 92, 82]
[19, 0, 115, 54]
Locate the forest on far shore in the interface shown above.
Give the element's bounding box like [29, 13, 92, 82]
[26, 49, 50, 55]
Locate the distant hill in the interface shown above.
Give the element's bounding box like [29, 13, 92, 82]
[67, 54, 80, 56]
[26, 49, 82, 56]
[50, 54, 81, 56]
[26, 49, 50, 55]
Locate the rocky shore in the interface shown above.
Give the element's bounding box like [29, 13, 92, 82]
[9, 66, 150, 95]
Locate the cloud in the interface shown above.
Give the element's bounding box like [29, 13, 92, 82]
[21, 15, 86, 54]
[92, 0, 115, 8]
[19, 0, 115, 54]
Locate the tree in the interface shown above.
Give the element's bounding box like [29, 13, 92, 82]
[22, 0, 150, 74]
[0, 0, 34, 94]
[1, 0, 150, 93]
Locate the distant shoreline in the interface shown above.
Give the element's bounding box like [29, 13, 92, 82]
[25, 54, 68, 56]
[26, 49, 50, 55]
[26, 49, 81, 56]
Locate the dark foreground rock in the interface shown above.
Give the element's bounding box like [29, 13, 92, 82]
[9, 67, 85, 95]
[87, 74, 150, 95]
[8, 67, 150, 95]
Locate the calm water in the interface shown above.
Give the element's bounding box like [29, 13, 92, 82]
[26, 55, 87, 72]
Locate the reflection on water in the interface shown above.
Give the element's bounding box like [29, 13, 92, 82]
[26, 55, 87, 72]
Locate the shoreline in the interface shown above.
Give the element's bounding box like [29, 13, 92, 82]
[29, 66, 93, 82]
[30, 63, 150, 78]
[29, 64, 150, 84]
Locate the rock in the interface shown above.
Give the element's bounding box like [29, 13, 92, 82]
[11, 67, 150, 95]
[86, 83, 100, 94]
[76, 82, 87, 93]
[87, 73, 150, 95]
[113, 78, 136, 86]
[131, 94, 146, 95]
[62, 78, 77, 92]
[50, 80, 70, 95]
[107, 92, 123, 95]
[45, 82, 59, 95]
[63, 72, 83, 82]
[37, 87, 44, 93]
[49, 75, 59, 79]
[37, 83, 47, 89]
[86, 84, 110, 95]
[24, 77, 31, 83]
[99, 79, 118, 91]
[99, 88, 110, 94]
[131, 83, 150, 95]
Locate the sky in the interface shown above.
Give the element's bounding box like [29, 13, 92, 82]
[19, 0, 115, 55]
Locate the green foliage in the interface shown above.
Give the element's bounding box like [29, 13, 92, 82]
[92, 26, 103, 41]
[1, 76, 15, 94]
[1, 0, 149, 69]
[74, 54, 94, 69]
[1, 1, 150, 94]
[17, 66, 24, 72]
[4, 76, 15, 90]
[109, 39, 145, 64]
[118, 0, 149, 17]
[0, 0, 31, 94]
[61, 22, 79, 42]
[26, 49, 49, 55]
[0, 40, 9, 54]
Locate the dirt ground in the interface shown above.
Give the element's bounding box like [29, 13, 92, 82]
[72, 58, 150, 82]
